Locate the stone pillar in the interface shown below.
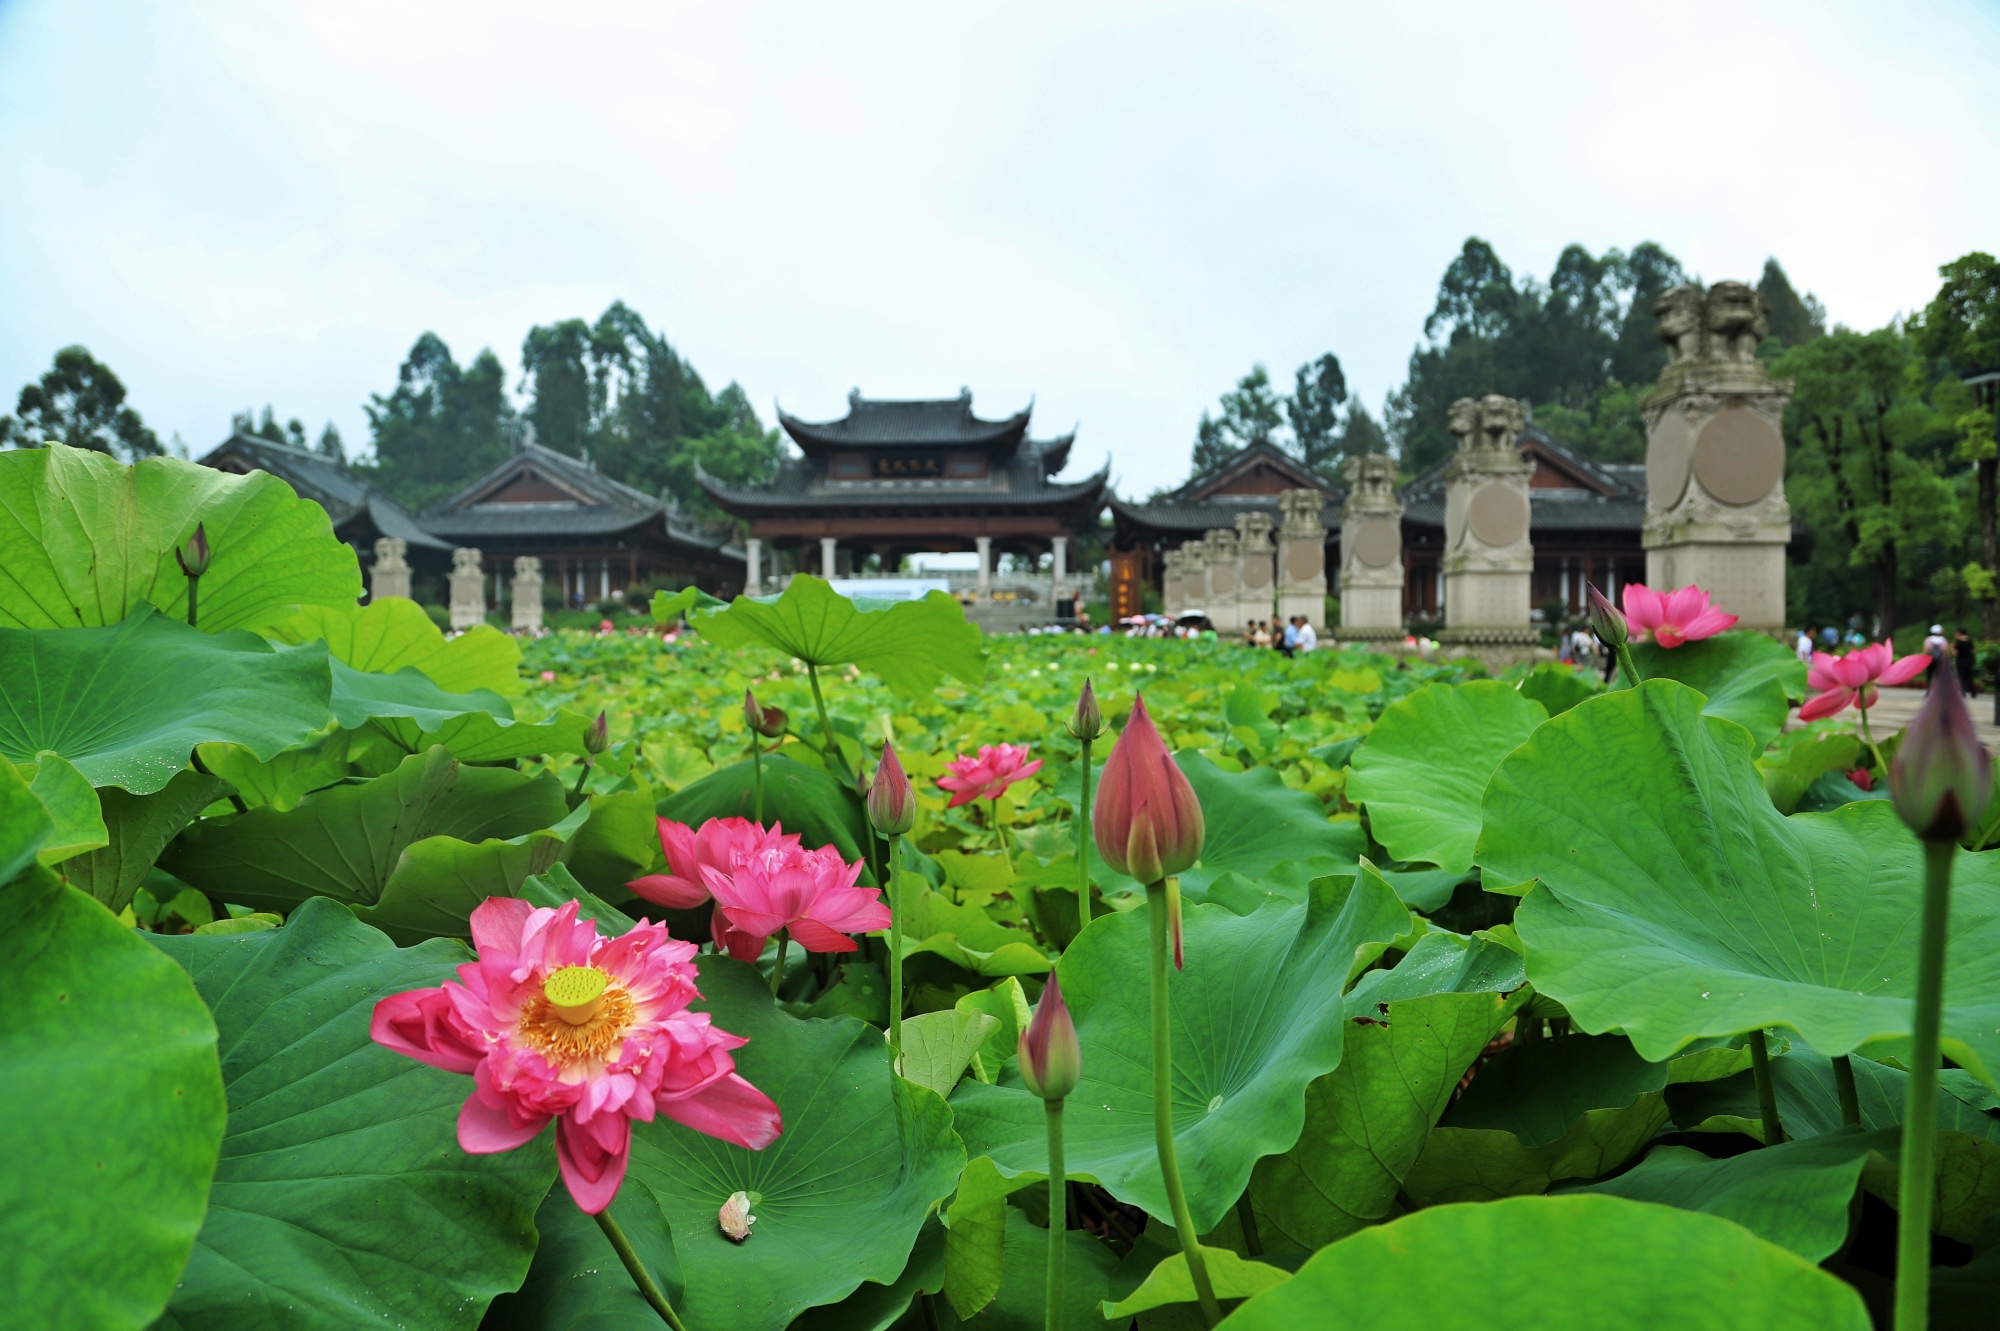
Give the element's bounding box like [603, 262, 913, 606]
[1180, 538, 1209, 616]
[1202, 528, 1241, 631]
[1051, 535, 1068, 584]
[1161, 547, 1183, 617]
[820, 537, 837, 580]
[1337, 455, 1406, 640]
[370, 537, 410, 603]
[1234, 511, 1275, 628]
[1641, 281, 1792, 632]
[1276, 489, 1328, 628]
[1438, 395, 1536, 645]
[448, 548, 486, 630]
[744, 538, 763, 597]
[511, 557, 544, 633]
[975, 536, 992, 600]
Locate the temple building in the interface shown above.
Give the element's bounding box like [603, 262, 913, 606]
[698, 388, 1110, 600]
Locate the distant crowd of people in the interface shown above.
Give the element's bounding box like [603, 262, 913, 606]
[1242, 616, 1318, 656]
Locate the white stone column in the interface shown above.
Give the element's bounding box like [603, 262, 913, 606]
[511, 557, 544, 633]
[975, 536, 992, 600]
[370, 537, 410, 603]
[1161, 548, 1183, 618]
[745, 538, 763, 596]
[448, 548, 486, 630]
[1234, 511, 1275, 628]
[1641, 281, 1792, 632]
[1180, 538, 1208, 617]
[1439, 396, 1536, 645]
[820, 537, 837, 580]
[1337, 455, 1406, 640]
[1203, 528, 1241, 632]
[1051, 535, 1068, 583]
[1276, 490, 1328, 628]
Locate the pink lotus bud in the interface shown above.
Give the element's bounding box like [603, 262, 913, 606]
[1094, 693, 1203, 884]
[585, 710, 610, 755]
[1067, 677, 1103, 741]
[1018, 974, 1081, 1101]
[867, 740, 916, 837]
[176, 523, 211, 578]
[719, 1189, 757, 1242]
[744, 689, 787, 739]
[1891, 673, 1993, 843]
[1586, 580, 1625, 649]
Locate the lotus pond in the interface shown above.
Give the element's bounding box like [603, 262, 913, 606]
[5, 443, 1998, 1331]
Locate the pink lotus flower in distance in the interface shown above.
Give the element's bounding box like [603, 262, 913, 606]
[938, 743, 1044, 808]
[701, 843, 889, 961]
[1797, 643, 1931, 721]
[1621, 583, 1738, 649]
[627, 817, 802, 910]
[371, 897, 781, 1214]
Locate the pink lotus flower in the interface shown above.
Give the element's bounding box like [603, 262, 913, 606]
[938, 743, 1044, 808]
[1847, 767, 1874, 792]
[1797, 643, 1931, 721]
[1621, 584, 1738, 649]
[371, 897, 781, 1214]
[627, 817, 802, 910]
[700, 843, 889, 960]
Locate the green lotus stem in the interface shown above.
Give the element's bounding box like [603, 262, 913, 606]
[1045, 1097, 1068, 1331]
[1614, 641, 1642, 690]
[1147, 880, 1221, 1327]
[593, 1206, 688, 1331]
[992, 797, 1011, 867]
[770, 931, 790, 999]
[572, 760, 592, 799]
[1235, 1192, 1264, 1257]
[805, 662, 851, 789]
[750, 736, 764, 825]
[1833, 1054, 1862, 1130]
[1748, 1029, 1784, 1145]
[1858, 705, 1890, 780]
[887, 833, 905, 1062]
[1894, 840, 1956, 1331]
[185, 573, 199, 629]
[1076, 736, 1094, 926]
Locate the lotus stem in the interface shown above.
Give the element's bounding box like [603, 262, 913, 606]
[887, 833, 905, 1062]
[992, 796, 1010, 867]
[1859, 704, 1890, 779]
[805, 663, 850, 789]
[1045, 1097, 1068, 1331]
[1894, 840, 1956, 1331]
[751, 736, 764, 826]
[1833, 1054, 1862, 1130]
[1147, 880, 1221, 1327]
[1235, 1192, 1264, 1257]
[1076, 735, 1094, 926]
[572, 760, 592, 799]
[592, 1205, 688, 1331]
[1614, 641, 1642, 689]
[1748, 1029, 1785, 1145]
[770, 931, 790, 999]
[185, 573, 199, 628]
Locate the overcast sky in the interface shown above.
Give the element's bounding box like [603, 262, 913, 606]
[4, 1, 1997, 498]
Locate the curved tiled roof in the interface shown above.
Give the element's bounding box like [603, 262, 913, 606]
[700, 454, 1110, 514]
[778, 389, 1033, 455]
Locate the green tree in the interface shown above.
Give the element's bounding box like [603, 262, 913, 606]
[1285, 353, 1348, 477]
[233, 406, 307, 450]
[0, 345, 162, 459]
[1911, 250, 2000, 637]
[1337, 401, 1389, 461]
[1757, 259, 1827, 350]
[316, 423, 346, 462]
[1188, 364, 1285, 477]
[363, 333, 516, 508]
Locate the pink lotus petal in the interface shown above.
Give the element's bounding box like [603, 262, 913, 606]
[1621, 584, 1666, 630]
[786, 919, 861, 952]
[1880, 654, 1931, 687]
[556, 1113, 630, 1215]
[370, 987, 483, 1075]
[658, 1072, 783, 1150]
[625, 873, 711, 910]
[1798, 688, 1856, 721]
[469, 897, 536, 957]
[458, 1094, 550, 1154]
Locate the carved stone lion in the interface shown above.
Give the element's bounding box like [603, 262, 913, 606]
[1654, 285, 1705, 364]
[1449, 395, 1527, 454]
[1705, 280, 1770, 363]
[451, 547, 483, 576]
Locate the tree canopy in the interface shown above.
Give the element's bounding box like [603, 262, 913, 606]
[361, 334, 518, 510]
[0, 346, 162, 460]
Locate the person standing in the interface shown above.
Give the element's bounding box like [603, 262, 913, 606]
[1924, 624, 1951, 685]
[1280, 617, 1299, 658]
[1956, 628, 1978, 698]
[1296, 617, 1317, 653]
[1796, 626, 1815, 664]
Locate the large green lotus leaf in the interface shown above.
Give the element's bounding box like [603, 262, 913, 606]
[1217, 1194, 1871, 1331]
[969, 1211, 1122, 1331]
[194, 731, 352, 811]
[695, 576, 985, 695]
[1630, 628, 1804, 749]
[659, 753, 871, 871]
[161, 746, 567, 923]
[1480, 680, 2000, 1086]
[482, 1180, 683, 1331]
[64, 770, 227, 910]
[0, 759, 54, 880]
[0, 869, 225, 1331]
[1177, 750, 1368, 896]
[1102, 1243, 1293, 1319]
[561, 786, 664, 898]
[899, 877, 1051, 978]
[376, 707, 596, 764]
[950, 872, 1411, 1233]
[148, 898, 555, 1331]
[23, 750, 105, 864]
[622, 958, 966, 1331]
[1516, 663, 1598, 717]
[0, 606, 334, 793]
[1669, 1049, 2000, 1147]
[329, 657, 513, 731]
[0, 442, 361, 632]
[1760, 728, 1864, 814]
[1348, 681, 1547, 876]
[789, 1219, 945, 1331]
[269, 598, 524, 695]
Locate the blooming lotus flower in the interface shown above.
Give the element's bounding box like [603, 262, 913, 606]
[371, 897, 781, 1214]
[938, 743, 1044, 808]
[1095, 693, 1204, 887]
[627, 817, 802, 910]
[700, 842, 888, 960]
[867, 741, 916, 837]
[1019, 974, 1081, 1101]
[1798, 643, 1931, 721]
[1891, 672, 1993, 842]
[1620, 584, 1737, 649]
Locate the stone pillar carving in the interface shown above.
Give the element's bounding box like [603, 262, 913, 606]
[370, 537, 410, 603]
[744, 538, 763, 597]
[448, 547, 486, 630]
[1160, 547, 1182, 617]
[975, 536, 992, 600]
[819, 537, 837, 580]
[1438, 395, 1536, 644]
[1337, 455, 1406, 640]
[1234, 511, 1275, 628]
[511, 557, 544, 633]
[1641, 281, 1792, 632]
[1180, 537, 1209, 617]
[1275, 489, 1328, 628]
[1202, 528, 1241, 631]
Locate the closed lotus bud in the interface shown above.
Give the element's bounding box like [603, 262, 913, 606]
[1067, 677, 1103, 742]
[1891, 672, 1993, 843]
[1094, 693, 1204, 884]
[744, 689, 788, 739]
[719, 1189, 757, 1243]
[1018, 974, 1081, 1101]
[1585, 580, 1625, 650]
[867, 740, 916, 837]
[176, 523, 212, 578]
[585, 710, 610, 756]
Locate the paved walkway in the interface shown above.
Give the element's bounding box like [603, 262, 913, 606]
[1837, 681, 2000, 753]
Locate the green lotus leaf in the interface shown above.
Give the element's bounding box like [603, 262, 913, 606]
[328, 657, 512, 732]
[1177, 750, 1368, 897]
[1759, 728, 1864, 814]
[1348, 681, 1548, 876]
[0, 442, 361, 632]
[148, 898, 556, 1331]
[1480, 680, 2000, 1087]
[376, 708, 596, 764]
[650, 585, 728, 623]
[789, 1220, 945, 1331]
[268, 597, 524, 695]
[194, 731, 352, 811]
[969, 1211, 1121, 1331]
[1218, 1195, 1871, 1331]
[0, 760, 54, 881]
[23, 750, 105, 864]
[482, 1180, 683, 1331]
[898, 1009, 1001, 1098]
[950, 872, 1410, 1234]
[64, 770, 227, 911]
[1630, 628, 1805, 749]
[659, 753, 871, 870]
[899, 877, 1051, 978]
[0, 606, 334, 793]
[1103, 1244, 1292, 1318]
[694, 576, 985, 695]
[622, 958, 966, 1331]
[1516, 662, 1598, 717]
[0, 869, 225, 1331]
